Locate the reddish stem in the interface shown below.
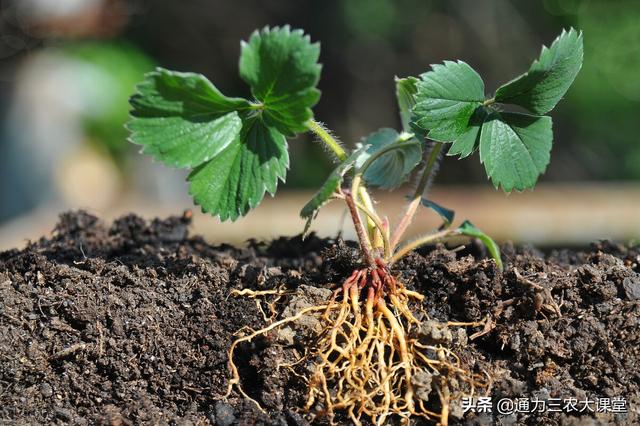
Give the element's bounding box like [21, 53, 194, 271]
[390, 197, 421, 249]
[344, 190, 376, 268]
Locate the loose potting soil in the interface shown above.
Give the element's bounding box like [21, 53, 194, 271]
[0, 211, 638, 425]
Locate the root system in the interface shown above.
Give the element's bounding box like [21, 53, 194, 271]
[227, 261, 487, 425]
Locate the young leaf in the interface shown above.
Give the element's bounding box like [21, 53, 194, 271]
[494, 28, 583, 115]
[300, 146, 370, 236]
[395, 76, 418, 132]
[457, 220, 503, 270]
[446, 106, 488, 159]
[240, 26, 321, 136]
[356, 128, 422, 190]
[128, 68, 250, 168]
[300, 175, 341, 220]
[419, 199, 455, 227]
[479, 112, 553, 192]
[188, 115, 288, 221]
[412, 60, 485, 142]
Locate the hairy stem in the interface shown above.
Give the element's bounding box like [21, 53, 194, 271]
[390, 199, 420, 253]
[483, 97, 496, 106]
[307, 119, 346, 161]
[358, 185, 380, 247]
[389, 142, 443, 251]
[308, 118, 391, 262]
[308, 119, 383, 246]
[413, 142, 443, 200]
[344, 190, 376, 268]
[389, 228, 455, 265]
[352, 141, 417, 251]
[350, 173, 382, 255]
[358, 140, 420, 177]
[353, 199, 390, 259]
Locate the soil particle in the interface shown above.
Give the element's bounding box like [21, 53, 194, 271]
[1, 211, 639, 425]
[416, 320, 453, 343]
[214, 401, 236, 426]
[412, 370, 434, 402]
[277, 285, 332, 345]
[622, 276, 640, 300]
[39, 382, 53, 398]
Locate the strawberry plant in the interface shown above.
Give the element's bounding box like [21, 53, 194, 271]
[128, 26, 583, 424]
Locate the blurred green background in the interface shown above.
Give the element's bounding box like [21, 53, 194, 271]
[0, 0, 639, 247]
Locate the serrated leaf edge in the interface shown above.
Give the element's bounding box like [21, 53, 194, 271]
[479, 112, 553, 193]
[187, 121, 290, 222]
[494, 28, 584, 114]
[126, 67, 248, 169]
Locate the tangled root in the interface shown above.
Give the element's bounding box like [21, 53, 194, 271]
[305, 265, 486, 425]
[226, 263, 488, 425]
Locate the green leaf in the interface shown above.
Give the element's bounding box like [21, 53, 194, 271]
[300, 146, 369, 236]
[239, 26, 321, 136]
[128, 68, 250, 168]
[494, 28, 583, 114]
[300, 146, 369, 219]
[300, 173, 340, 238]
[419, 199, 455, 227]
[479, 112, 553, 192]
[188, 115, 288, 221]
[446, 106, 488, 159]
[412, 60, 485, 142]
[457, 220, 503, 270]
[356, 128, 422, 190]
[300, 175, 341, 220]
[129, 27, 321, 223]
[395, 76, 419, 132]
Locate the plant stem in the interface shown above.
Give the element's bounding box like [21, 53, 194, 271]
[358, 185, 380, 248]
[389, 228, 456, 265]
[350, 173, 363, 206]
[353, 199, 390, 259]
[413, 142, 443, 199]
[348, 168, 381, 254]
[353, 140, 420, 247]
[483, 97, 495, 106]
[308, 118, 384, 258]
[353, 137, 420, 251]
[307, 119, 346, 161]
[390, 142, 443, 250]
[344, 190, 376, 268]
[357, 140, 419, 178]
[351, 176, 382, 254]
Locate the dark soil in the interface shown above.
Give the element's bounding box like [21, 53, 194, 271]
[0, 211, 638, 425]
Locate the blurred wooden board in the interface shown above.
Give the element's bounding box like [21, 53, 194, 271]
[1, 183, 639, 251]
